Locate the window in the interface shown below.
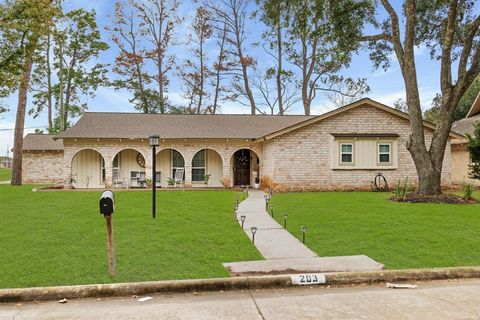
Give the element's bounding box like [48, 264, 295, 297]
[378, 143, 391, 164]
[112, 155, 120, 181]
[340, 143, 353, 164]
[192, 150, 206, 182]
[172, 150, 185, 180]
[101, 158, 106, 182]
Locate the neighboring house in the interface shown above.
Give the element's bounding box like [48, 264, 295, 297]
[0, 157, 13, 168]
[22, 98, 462, 190]
[451, 92, 480, 183]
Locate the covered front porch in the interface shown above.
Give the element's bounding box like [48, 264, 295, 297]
[65, 142, 263, 190]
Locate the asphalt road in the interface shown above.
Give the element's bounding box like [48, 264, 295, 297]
[1, 279, 480, 319]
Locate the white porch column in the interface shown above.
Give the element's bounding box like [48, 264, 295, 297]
[184, 164, 192, 187]
[222, 165, 232, 188]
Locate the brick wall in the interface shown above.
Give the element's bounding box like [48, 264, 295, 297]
[262, 104, 452, 191]
[22, 151, 64, 184]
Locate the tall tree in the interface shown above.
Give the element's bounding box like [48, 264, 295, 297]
[261, 0, 370, 115]
[109, 0, 181, 114]
[0, 0, 57, 185]
[206, 0, 257, 114]
[30, 8, 109, 133]
[209, 18, 232, 114]
[178, 6, 212, 114]
[360, 0, 480, 195]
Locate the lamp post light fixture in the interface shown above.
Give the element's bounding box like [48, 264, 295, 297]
[240, 215, 246, 228]
[301, 225, 307, 244]
[149, 135, 160, 219]
[251, 227, 258, 244]
[283, 213, 288, 228]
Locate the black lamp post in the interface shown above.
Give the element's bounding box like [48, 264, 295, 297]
[240, 215, 246, 228]
[149, 135, 160, 219]
[283, 213, 288, 228]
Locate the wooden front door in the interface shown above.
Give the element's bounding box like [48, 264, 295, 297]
[233, 149, 250, 186]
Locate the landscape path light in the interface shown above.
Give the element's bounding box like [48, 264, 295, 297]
[251, 227, 258, 244]
[283, 213, 288, 228]
[301, 225, 307, 244]
[270, 205, 274, 218]
[240, 215, 246, 228]
[149, 135, 160, 219]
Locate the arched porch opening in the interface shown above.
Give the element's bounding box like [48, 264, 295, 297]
[191, 149, 223, 187]
[71, 149, 105, 189]
[112, 149, 147, 188]
[155, 149, 185, 187]
[230, 149, 260, 187]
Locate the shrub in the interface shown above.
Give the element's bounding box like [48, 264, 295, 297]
[461, 181, 475, 200]
[393, 177, 415, 202]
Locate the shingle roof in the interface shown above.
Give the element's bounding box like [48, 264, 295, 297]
[23, 134, 64, 151]
[54, 113, 316, 140]
[452, 114, 480, 136]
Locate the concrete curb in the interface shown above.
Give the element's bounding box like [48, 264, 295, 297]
[2, 266, 480, 303]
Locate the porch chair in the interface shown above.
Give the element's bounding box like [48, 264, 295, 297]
[174, 168, 185, 188]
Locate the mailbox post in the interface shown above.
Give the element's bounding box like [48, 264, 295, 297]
[100, 190, 116, 276]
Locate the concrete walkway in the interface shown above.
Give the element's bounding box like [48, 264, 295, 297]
[224, 190, 383, 275]
[235, 190, 317, 260]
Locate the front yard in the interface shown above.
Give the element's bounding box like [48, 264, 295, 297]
[272, 192, 480, 269]
[0, 168, 11, 181]
[0, 185, 261, 288]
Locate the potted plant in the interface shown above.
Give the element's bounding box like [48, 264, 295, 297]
[145, 177, 153, 188]
[167, 177, 175, 188]
[254, 176, 260, 189]
[203, 173, 211, 185]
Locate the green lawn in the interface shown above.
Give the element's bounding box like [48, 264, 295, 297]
[0, 168, 11, 181]
[0, 185, 261, 288]
[271, 192, 480, 270]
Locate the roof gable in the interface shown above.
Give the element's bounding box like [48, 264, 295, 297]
[261, 98, 464, 141]
[466, 92, 480, 118]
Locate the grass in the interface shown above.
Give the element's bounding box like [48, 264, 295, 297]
[271, 192, 480, 270]
[0, 168, 11, 181]
[0, 185, 261, 288]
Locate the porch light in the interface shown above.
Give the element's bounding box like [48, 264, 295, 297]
[240, 215, 246, 228]
[149, 135, 160, 219]
[251, 226, 258, 243]
[149, 135, 160, 147]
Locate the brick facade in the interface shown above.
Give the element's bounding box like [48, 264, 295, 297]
[22, 151, 64, 184]
[22, 103, 454, 190]
[261, 105, 451, 191]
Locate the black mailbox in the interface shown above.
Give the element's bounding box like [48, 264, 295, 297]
[100, 190, 115, 215]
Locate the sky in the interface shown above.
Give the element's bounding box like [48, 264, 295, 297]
[0, 0, 465, 156]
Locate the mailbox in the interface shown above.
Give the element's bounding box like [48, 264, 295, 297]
[100, 190, 115, 215]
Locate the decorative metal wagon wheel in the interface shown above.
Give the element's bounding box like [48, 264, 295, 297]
[371, 172, 389, 192]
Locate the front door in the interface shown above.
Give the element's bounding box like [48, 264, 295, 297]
[233, 149, 250, 186]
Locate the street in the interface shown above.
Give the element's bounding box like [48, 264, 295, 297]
[1, 279, 480, 319]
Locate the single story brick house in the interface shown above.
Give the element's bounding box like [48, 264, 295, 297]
[451, 92, 480, 183]
[22, 98, 463, 190]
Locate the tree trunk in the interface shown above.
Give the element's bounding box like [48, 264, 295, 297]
[414, 158, 442, 195]
[276, 18, 284, 115]
[12, 35, 39, 185]
[46, 33, 53, 131]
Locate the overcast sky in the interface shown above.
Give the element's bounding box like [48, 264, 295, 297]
[0, 0, 459, 155]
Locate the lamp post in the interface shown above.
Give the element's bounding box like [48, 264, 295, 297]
[240, 215, 246, 228]
[270, 205, 274, 218]
[149, 135, 160, 219]
[283, 213, 288, 228]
